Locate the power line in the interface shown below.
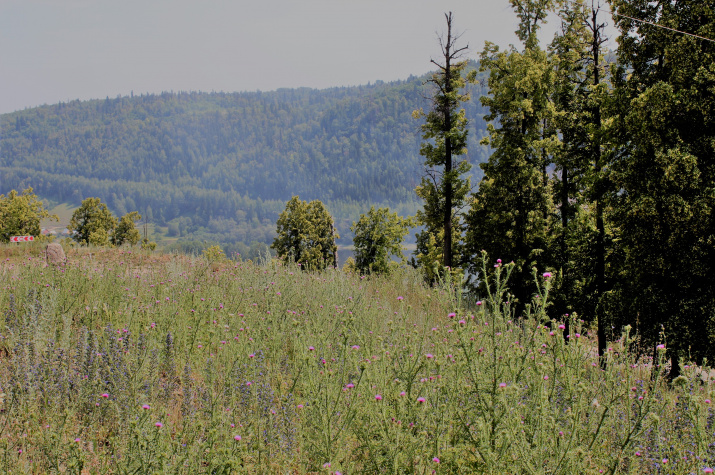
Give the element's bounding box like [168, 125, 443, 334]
[606, 8, 715, 43]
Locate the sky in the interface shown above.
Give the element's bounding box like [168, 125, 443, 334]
[0, 0, 619, 115]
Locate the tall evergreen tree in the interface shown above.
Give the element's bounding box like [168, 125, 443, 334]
[610, 0, 715, 372]
[465, 0, 559, 309]
[413, 12, 473, 282]
[549, 0, 614, 359]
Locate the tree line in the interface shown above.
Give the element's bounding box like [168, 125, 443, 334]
[0, 74, 491, 249]
[272, 0, 715, 375]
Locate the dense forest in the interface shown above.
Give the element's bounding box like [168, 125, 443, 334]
[0, 70, 490, 247]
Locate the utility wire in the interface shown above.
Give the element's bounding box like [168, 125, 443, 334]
[606, 8, 715, 43]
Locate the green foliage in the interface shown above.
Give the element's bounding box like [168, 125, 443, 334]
[608, 0, 715, 368]
[351, 206, 413, 275]
[68, 197, 117, 246]
[466, 10, 557, 308]
[202, 244, 225, 262]
[413, 13, 474, 278]
[111, 211, 142, 246]
[272, 196, 338, 270]
[1, 249, 713, 473]
[0, 187, 57, 243]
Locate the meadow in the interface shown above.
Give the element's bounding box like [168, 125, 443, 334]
[1, 245, 714, 474]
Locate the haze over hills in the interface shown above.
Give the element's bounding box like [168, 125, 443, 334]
[0, 68, 491, 252]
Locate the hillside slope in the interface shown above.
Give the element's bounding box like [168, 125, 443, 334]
[0, 71, 491, 246]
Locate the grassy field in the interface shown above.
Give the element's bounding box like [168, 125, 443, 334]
[0, 245, 714, 473]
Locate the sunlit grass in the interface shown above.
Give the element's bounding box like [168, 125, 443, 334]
[0, 247, 713, 473]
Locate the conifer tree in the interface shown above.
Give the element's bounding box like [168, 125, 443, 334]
[465, 0, 559, 309]
[609, 0, 715, 372]
[549, 0, 614, 359]
[413, 12, 473, 281]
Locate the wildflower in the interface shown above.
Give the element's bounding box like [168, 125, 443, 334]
[351, 345, 360, 350]
[558, 324, 565, 330]
[248, 353, 255, 358]
[706, 399, 711, 404]
[433, 457, 440, 463]
[543, 272, 552, 278]
[476, 301, 482, 306]
[155, 422, 163, 428]
[101, 393, 109, 398]
[142, 404, 151, 410]
[635, 451, 641, 457]
[234, 435, 241, 441]
[397, 296, 404, 301]
[309, 346, 315, 351]
[657, 344, 666, 351]
[323, 463, 331, 468]
[448, 312, 456, 318]
[459, 319, 466, 325]
[375, 394, 382, 401]
[499, 383, 507, 388]
[704, 468, 713, 473]
[400, 391, 406, 397]
[417, 397, 426, 403]
[543, 375, 549, 380]
[74, 438, 81, 443]
[425, 353, 434, 359]
[346, 383, 354, 389]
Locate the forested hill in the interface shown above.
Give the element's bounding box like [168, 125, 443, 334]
[0, 69, 491, 247]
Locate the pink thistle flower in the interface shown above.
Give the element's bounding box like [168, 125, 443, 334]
[448, 313, 456, 319]
[706, 399, 712, 404]
[101, 393, 109, 398]
[309, 346, 315, 351]
[397, 296, 404, 301]
[74, 438, 81, 443]
[234, 435, 242, 441]
[558, 324, 565, 330]
[400, 391, 406, 397]
[375, 394, 382, 401]
[433, 457, 440, 463]
[417, 397, 426, 403]
[499, 382, 507, 388]
[142, 404, 151, 410]
[155, 422, 163, 428]
[543, 272, 552, 278]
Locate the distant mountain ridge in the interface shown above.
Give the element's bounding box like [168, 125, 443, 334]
[0, 68, 491, 247]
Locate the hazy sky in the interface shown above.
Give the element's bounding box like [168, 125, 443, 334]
[0, 0, 619, 114]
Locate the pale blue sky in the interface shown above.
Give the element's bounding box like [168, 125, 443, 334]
[0, 0, 618, 114]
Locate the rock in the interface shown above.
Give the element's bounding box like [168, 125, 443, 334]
[46, 243, 66, 265]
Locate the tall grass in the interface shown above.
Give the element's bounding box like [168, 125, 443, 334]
[0, 246, 713, 473]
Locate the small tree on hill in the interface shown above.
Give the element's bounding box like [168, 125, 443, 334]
[0, 187, 57, 242]
[112, 211, 142, 246]
[69, 197, 117, 246]
[272, 196, 338, 270]
[351, 206, 413, 275]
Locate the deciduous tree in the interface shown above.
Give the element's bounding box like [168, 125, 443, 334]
[351, 206, 412, 275]
[272, 196, 338, 270]
[69, 197, 117, 246]
[0, 187, 57, 242]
